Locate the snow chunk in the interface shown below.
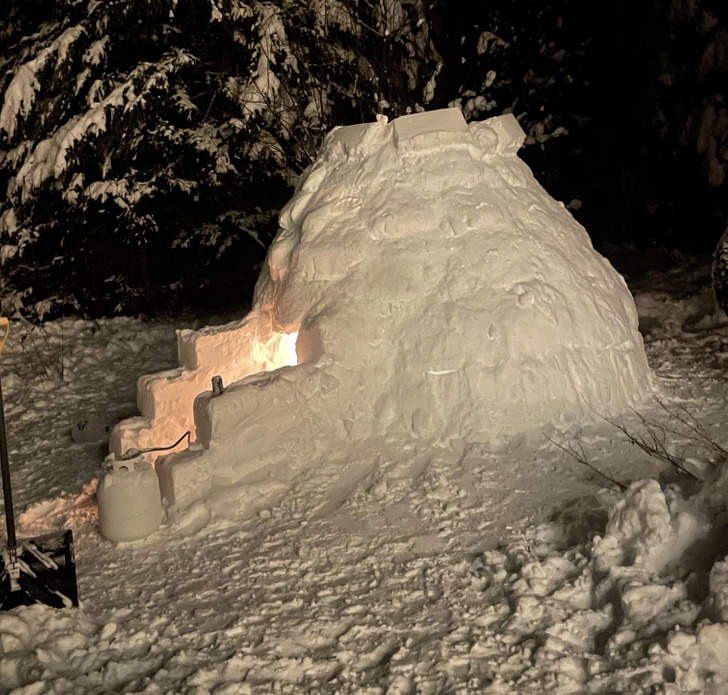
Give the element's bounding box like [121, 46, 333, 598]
[392, 107, 467, 142]
[710, 559, 728, 621]
[594, 479, 712, 573]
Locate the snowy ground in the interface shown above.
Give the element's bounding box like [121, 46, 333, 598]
[1, 250, 728, 695]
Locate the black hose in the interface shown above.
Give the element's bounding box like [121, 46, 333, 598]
[122, 431, 192, 460]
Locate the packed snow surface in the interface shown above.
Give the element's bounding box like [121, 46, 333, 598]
[0, 252, 726, 693]
[114, 109, 652, 513]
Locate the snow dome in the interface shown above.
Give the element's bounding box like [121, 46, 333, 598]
[111, 108, 653, 511]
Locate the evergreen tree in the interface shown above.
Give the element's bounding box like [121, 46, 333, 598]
[435, 1, 591, 206]
[647, 0, 728, 251]
[0, 0, 439, 317]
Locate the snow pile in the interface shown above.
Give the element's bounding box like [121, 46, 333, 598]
[465, 469, 728, 693]
[0, 604, 98, 689]
[113, 108, 653, 513]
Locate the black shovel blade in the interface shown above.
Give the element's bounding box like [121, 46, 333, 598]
[0, 529, 79, 611]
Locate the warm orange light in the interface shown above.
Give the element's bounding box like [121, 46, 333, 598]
[250, 330, 299, 372]
[279, 331, 299, 367]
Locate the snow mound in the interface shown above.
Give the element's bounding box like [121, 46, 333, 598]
[112, 109, 653, 512]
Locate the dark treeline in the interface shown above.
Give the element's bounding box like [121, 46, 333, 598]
[0, 0, 726, 318]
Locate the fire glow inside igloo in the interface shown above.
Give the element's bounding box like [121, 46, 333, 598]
[111, 109, 653, 512]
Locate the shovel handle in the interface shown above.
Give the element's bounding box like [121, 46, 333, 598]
[0, 319, 16, 549]
[0, 376, 16, 550]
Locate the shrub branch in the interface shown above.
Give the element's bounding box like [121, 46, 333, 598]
[544, 433, 627, 492]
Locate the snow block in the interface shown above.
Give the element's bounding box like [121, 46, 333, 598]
[471, 112, 526, 154]
[393, 108, 467, 143]
[110, 312, 297, 460]
[113, 109, 654, 515]
[326, 122, 375, 154]
[156, 448, 212, 512]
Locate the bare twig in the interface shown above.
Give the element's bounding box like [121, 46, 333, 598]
[605, 412, 700, 480]
[18, 320, 50, 379]
[16, 320, 66, 381]
[544, 433, 627, 492]
[652, 397, 728, 459]
[583, 396, 721, 480]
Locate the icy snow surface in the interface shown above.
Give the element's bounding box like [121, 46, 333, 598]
[113, 110, 653, 514]
[0, 262, 727, 693]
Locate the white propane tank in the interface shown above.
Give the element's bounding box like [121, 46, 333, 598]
[97, 454, 162, 542]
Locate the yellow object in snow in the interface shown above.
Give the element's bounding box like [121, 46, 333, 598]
[0, 317, 8, 360]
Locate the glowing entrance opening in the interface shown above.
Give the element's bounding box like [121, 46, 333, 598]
[252, 331, 299, 371]
[110, 322, 302, 462]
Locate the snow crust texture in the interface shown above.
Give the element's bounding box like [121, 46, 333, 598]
[3, 451, 728, 695]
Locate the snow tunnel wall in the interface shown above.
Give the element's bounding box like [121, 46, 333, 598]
[112, 109, 654, 512]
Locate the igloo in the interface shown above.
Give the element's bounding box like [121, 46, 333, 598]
[111, 108, 653, 512]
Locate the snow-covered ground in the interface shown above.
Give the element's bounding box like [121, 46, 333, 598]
[1, 251, 727, 694]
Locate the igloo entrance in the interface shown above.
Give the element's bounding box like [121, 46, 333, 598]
[111, 108, 653, 515]
[110, 313, 300, 460]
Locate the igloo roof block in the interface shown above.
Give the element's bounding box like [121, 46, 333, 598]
[112, 109, 654, 514]
[392, 107, 468, 141]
